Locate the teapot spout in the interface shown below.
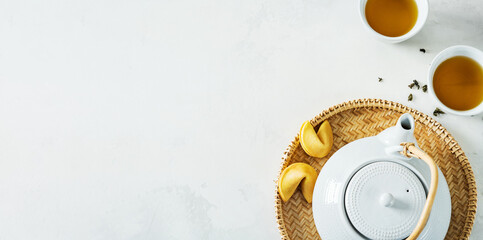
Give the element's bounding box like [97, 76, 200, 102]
[398, 113, 415, 131]
[377, 113, 417, 147]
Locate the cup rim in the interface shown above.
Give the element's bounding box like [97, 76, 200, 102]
[358, 0, 429, 43]
[427, 45, 483, 116]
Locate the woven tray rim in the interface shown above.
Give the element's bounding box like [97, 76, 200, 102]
[274, 98, 477, 240]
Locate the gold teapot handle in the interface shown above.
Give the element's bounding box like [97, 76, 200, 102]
[400, 142, 439, 240]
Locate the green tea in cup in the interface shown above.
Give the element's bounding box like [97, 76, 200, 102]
[365, 0, 418, 37]
[433, 56, 483, 111]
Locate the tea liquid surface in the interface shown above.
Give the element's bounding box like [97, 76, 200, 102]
[433, 56, 483, 111]
[365, 0, 418, 37]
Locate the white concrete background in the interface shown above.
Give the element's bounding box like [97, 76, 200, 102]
[0, 0, 482, 239]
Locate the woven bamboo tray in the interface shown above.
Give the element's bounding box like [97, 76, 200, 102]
[275, 99, 477, 240]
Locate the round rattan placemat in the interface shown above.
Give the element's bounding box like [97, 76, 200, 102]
[275, 99, 477, 240]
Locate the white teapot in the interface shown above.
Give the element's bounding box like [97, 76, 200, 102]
[312, 113, 451, 240]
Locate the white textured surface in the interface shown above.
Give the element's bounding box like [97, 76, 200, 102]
[0, 0, 481, 239]
[344, 162, 426, 239]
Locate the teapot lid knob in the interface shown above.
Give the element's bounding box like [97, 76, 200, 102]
[380, 193, 395, 207]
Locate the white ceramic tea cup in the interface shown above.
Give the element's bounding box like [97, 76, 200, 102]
[428, 45, 483, 116]
[358, 0, 429, 43]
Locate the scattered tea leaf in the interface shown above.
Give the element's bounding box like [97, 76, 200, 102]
[412, 80, 420, 89]
[422, 85, 427, 92]
[433, 108, 445, 116]
[408, 83, 415, 89]
[378, 77, 383, 82]
[420, 48, 426, 53]
[408, 94, 413, 101]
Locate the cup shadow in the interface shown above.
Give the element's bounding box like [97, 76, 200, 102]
[402, 7, 483, 49]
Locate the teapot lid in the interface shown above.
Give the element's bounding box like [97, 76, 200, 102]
[345, 161, 426, 239]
